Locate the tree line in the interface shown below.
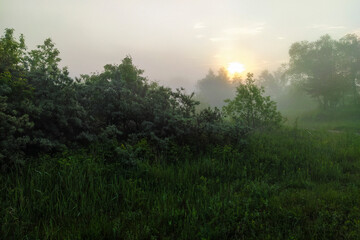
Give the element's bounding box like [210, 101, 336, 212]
[196, 34, 360, 111]
[0, 29, 281, 170]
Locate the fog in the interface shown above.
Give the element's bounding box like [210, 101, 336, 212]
[1, 0, 359, 91]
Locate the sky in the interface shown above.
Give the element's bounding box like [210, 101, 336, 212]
[1, 0, 359, 91]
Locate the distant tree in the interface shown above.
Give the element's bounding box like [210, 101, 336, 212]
[196, 68, 239, 108]
[337, 34, 360, 104]
[257, 65, 288, 100]
[288, 35, 347, 109]
[223, 73, 282, 130]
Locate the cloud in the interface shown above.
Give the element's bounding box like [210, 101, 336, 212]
[308, 24, 346, 30]
[193, 22, 206, 29]
[195, 34, 204, 39]
[277, 36, 285, 40]
[223, 23, 265, 35]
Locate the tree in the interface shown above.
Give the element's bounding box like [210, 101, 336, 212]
[257, 65, 288, 101]
[0, 29, 26, 75]
[337, 34, 360, 104]
[26, 38, 86, 151]
[223, 73, 283, 130]
[288, 35, 347, 109]
[78, 56, 200, 148]
[0, 29, 33, 169]
[195, 68, 239, 108]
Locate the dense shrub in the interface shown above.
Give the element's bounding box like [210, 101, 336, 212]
[1, 29, 284, 169]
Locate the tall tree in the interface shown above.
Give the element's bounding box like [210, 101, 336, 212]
[288, 35, 346, 109]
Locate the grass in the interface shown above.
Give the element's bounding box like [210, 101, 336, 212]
[1, 128, 360, 239]
[283, 105, 360, 133]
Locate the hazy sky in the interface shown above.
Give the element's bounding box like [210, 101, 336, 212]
[1, 0, 359, 91]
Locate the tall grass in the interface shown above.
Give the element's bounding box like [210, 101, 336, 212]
[1, 128, 360, 239]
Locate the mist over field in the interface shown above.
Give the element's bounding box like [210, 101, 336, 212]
[1, 1, 360, 239]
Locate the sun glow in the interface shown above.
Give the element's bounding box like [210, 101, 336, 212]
[227, 62, 246, 76]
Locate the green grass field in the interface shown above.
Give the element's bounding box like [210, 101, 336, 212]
[2, 126, 360, 239]
[282, 105, 360, 133]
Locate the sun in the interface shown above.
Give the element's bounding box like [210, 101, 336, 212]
[227, 62, 245, 76]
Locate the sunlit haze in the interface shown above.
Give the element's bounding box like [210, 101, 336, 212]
[1, 0, 359, 91]
[227, 62, 246, 76]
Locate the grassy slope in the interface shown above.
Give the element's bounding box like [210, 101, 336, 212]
[2, 127, 360, 239]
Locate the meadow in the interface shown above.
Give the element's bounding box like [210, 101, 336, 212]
[2, 124, 360, 239]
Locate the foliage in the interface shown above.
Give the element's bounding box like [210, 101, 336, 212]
[78, 58, 199, 149]
[288, 34, 360, 109]
[0, 29, 206, 168]
[337, 34, 360, 104]
[0, 95, 32, 170]
[223, 73, 283, 130]
[0, 28, 26, 75]
[26, 38, 87, 152]
[0, 29, 34, 169]
[257, 65, 288, 101]
[195, 68, 240, 108]
[1, 29, 267, 170]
